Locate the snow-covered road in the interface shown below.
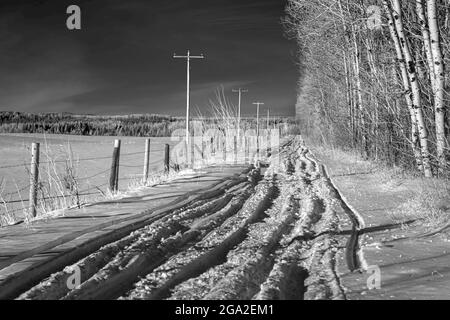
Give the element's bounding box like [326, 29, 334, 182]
[8, 137, 363, 300]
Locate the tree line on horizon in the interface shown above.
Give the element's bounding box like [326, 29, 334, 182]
[285, 0, 449, 177]
[0, 111, 298, 138]
[0, 112, 184, 137]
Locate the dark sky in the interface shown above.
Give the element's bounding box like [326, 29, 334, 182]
[0, 0, 299, 117]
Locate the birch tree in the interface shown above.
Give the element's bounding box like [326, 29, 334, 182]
[285, 0, 449, 177]
[427, 0, 447, 173]
[391, 0, 433, 177]
[382, 0, 423, 170]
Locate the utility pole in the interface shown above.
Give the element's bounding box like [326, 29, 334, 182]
[266, 108, 271, 158]
[252, 102, 264, 137]
[232, 88, 248, 140]
[253, 102, 264, 160]
[173, 50, 205, 150]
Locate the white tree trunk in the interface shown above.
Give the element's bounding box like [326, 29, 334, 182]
[382, 0, 423, 171]
[427, 0, 447, 172]
[351, 21, 368, 158]
[416, 0, 436, 92]
[338, 0, 357, 147]
[391, 0, 433, 177]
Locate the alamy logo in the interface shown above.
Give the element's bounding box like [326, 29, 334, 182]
[66, 5, 81, 30]
[367, 5, 382, 30]
[366, 265, 381, 290]
[170, 121, 281, 168]
[66, 265, 81, 290]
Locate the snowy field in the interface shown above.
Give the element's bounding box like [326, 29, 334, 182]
[0, 133, 180, 223]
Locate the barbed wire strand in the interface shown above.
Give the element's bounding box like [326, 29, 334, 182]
[1, 167, 173, 205]
[0, 150, 152, 169]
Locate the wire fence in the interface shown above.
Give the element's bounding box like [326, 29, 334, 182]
[0, 151, 152, 170]
[1, 130, 284, 224]
[0, 139, 172, 214]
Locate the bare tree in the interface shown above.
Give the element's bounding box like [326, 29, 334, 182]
[427, 0, 447, 173]
[285, 0, 449, 177]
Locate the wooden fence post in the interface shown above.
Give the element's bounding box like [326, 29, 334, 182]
[164, 144, 170, 173]
[201, 140, 205, 161]
[210, 137, 214, 156]
[191, 138, 195, 168]
[256, 135, 260, 161]
[244, 136, 249, 164]
[223, 135, 227, 163]
[115, 140, 121, 191]
[109, 139, 121, 192]
[210, 136, 215, 156]
[143, 139, 151, 183]
[234, 135, 238, 165]
[29, 142, 40, 217]
[216, 134, 220, 154]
